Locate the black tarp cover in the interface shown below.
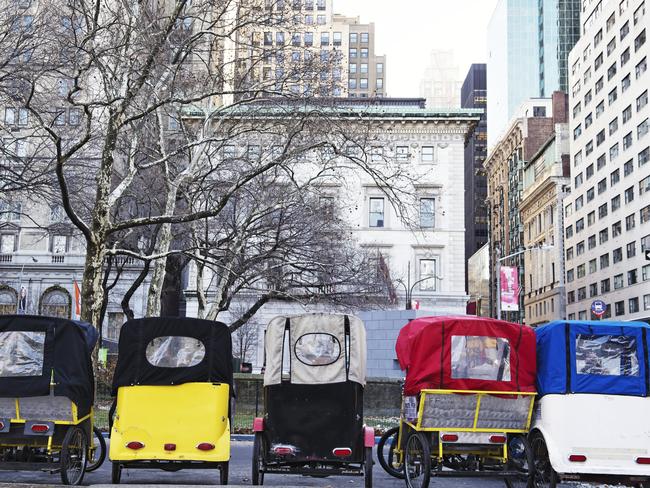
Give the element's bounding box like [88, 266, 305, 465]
[0, 315, 95, 417]
[111, 317, 233, 395]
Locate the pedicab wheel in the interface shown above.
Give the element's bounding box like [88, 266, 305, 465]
[364, 445, 373, 488]
[504, 435, 534, 488]
[252, 432, 265, 485]
[219, 461, 229, 485]
[85, 427, 106, 472]
[404, 431, 430, 488]
[111, 462, 122, 484]
[60, 426, 88, 485]
[377, 427, 405, 479]
[529, 431, 558, 488]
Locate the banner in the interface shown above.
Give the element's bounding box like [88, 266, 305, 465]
[500, 266, 519, 311]
[73, 280, 81, 318]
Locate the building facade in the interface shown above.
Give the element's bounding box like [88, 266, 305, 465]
[419, 50, 462, 109]
[467, 243, 491, 317]
[487, 0, 581, 148]
[461, 64, 489, 291]
[565, 0, 650, 321]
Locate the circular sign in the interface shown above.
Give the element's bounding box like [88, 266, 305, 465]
[591, 300, 607, 317]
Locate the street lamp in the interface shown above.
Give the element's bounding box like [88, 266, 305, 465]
[395, 261, 443, 310]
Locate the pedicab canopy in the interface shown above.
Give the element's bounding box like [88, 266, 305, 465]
[111, 317, 232, 395]
[263, 313, 366, 386]
[536, 320, 650, 397]
[0, 315, 95, 416]
[396, 316, 536, 396]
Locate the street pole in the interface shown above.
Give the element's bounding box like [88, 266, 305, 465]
[496, 249, 501, 320]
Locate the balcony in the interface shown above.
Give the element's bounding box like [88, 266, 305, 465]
[0, 254, 13, 263]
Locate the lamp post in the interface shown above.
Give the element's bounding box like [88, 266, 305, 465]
[395, 261, 443, 310]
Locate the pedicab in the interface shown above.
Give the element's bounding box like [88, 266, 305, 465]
[531, 320, 650, 487]
[251, 313, 374, 486]
[109, 317, 233, 484]
[383, 315, 537, 488]
[0, 314, 106, 485]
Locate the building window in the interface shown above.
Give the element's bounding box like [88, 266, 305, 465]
[360, 48, 368, 58]
[612, 220, 622, 237]
[419, 259, 437, 291]
[599, 228, 609, 244]
[359, 78, 368, 89]
[645, 294, 650, 311]
[641, 204, 650, 223]
[629, 268, 638, 285]
[625, 186, 635, 203]
[638, 90, 648, 111]
[376, 78, 384, 89]
[615, 301, 625, 316]
[608, 88, 618, 105]
[623, 104, 632, 123]
[598, 202, 608, 218]
[635, 29, 646, 51]
[395, 146, 409, 162]
[600, 253, 610, 269]
[640, 147, 650, 166]
[601, 278, 611, 293]
[613, 247, 623, 263]
[360, 32, 369, 43]
[349, 48, 357, 59]
[369, 197, 384, 228]
[349, 32, 358, 43]
[419, 198, 435, 229]
[614, 274, 624, 290]
[637, 57, 648, 79]
[638, 118, 649, 139]
[421, 146, 434, 163]
[626, 213, 636, 230]
[627, 241, 637, 258]
[333, 31, 341, 46]
[377, 63, 384, 74]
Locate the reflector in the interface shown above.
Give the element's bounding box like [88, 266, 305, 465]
[31, 424, 49, 433]
[636, 457, 650, 464]
[273, 446, 295, 456]
[332, 447, 352, 457]
[164, 443, 176, 451]
[489, 435, 507, 443]
[441, 434, 458, 442]
[568, 454, 587, 462]
[196, 442, 215, 451]
[126, 441, 145, 450]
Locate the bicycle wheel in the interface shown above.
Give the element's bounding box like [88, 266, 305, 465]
[404, 431, 430, 488]
[377, 427, 405, 479]
[60, 426, 88, 485]
[85, 427, 106, 472]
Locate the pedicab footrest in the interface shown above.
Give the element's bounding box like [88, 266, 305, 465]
[418, 389, 535, 432]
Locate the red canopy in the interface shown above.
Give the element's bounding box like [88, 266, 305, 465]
[396, 316, 536, 395]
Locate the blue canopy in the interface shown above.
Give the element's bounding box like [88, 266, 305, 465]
[536, 321, 650, 397]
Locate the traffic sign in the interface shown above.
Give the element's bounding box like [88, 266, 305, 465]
[646, 250, 650, 261]
[591, 300, 607, 317]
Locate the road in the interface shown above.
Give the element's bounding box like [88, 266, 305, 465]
[0, 439, 508, 487]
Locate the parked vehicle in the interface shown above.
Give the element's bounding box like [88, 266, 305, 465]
[385, 315, 537, 488]
[531, 320, 650, 487]
[0, 315, 105, 485]
[251, 313, 374, 486]
[109, 317, 232, 484]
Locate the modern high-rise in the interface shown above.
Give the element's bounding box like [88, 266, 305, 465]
[461, 64, 489, 292]
[420, 50, 462, 108]
[487, 0, 581, 148]
[564, 0, 650, 321]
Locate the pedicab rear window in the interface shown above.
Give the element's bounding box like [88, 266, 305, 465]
[294, 333, 341, 366]
[0, 331, 46, 377]
[575, 334, 639, 377]
[146, 336, 206, 368]
[451, 336, 511, 381]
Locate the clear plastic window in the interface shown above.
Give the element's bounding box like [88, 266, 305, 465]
[145, 336, 205, 368]
[575, 334, 639, 376]
[294, 333, 341, 366]
[451, 336, 511, 381]
[0, 331, 46, 377]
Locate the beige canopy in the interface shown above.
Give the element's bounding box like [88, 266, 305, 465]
[263, 313, 367, 387]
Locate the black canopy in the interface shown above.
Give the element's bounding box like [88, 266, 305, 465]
[0, 315, 95, 417]
[111, 317, 233, 395]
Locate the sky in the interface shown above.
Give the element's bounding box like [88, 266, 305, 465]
[336, 0, 500, 97]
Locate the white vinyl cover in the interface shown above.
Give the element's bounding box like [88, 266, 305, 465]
[263, 313, 367, 386]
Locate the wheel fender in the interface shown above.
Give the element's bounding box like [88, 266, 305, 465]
[530, 427, 561, 474]
[363, 426, 375, 447]
[253, 417, 265, 432]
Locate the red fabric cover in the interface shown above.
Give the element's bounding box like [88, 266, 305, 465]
[396, 316, 536, 395]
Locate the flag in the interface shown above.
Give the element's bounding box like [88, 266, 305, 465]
[73, 280, 81, 318]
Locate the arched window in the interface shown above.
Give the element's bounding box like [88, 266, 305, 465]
[0, 286, 17, 315]
[40, 286, 71, 319]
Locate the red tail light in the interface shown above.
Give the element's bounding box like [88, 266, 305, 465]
[164, 443, 176, 451]
[273, 446, 295, 456]
[332, 447, 352, 457]
[126, 441, 145, 450]
[196, 443, 215, 451]
[0, 421, 5, 430]
[31, 424, 49, 433]
[489, 435, 507, 443]
[569, 454, 587, 462]
[441, 434, 458, 442]
[636, 457, 650, 464]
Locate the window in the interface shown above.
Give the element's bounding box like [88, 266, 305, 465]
[612, 195, 621, 212]
[304, 32, 313, 45]
[348, 78, 357, 89]
[614, 247, 623, 263]
[638, 118, 649, 139]
[369, 197, 385, 228]
[640, 147, 650, 166]
[349, 48, 357, 58]
[349, 32, 357, 43]
[611, 168, 620, 185]
[625, 186, 634, 203]
[0, 201, 21, 222]
[601, 253, 610, 269]
[567, 269, 575, 282]
[608, 38, 617, 56]
[639, 91, 649, 112]
[636, 57, 648, 78]
[333, 31, 341, 46]
[568, 291, 576, 304]
[607, 62, 617, 80]
[576, 195, 584, 210]
[360, 48, 368, 58]
[586, 140, 594, 155]
[574, 124, 583, 139]
[613, 220, 622, 237]
[576, 334, 639, 375]
[577, 240, 585, 254]
[421, 146, 434, 163]
[597, 129, 606, 146]
[608, 88, 618, 105]
[599, 202, 608, 218]
[420, 198, 435, 228]
[627, 241, 637, 258]
[145, 336, 205, 368]
[0, 332, 46, 377]
[623, 132, 633, 151]
[615, 301, 626, 315]
[4, 107, 28, 126]
[614, 274, 624, 290]
[395, 146, 409, 162]
[629, 297, 640, 313]
[359, 78, 368, 89]
[575, 172, 584, 188]
[376, 78, 384, 89]
[609, 117, 619, 135]
[573, 102, 582, 118]
[587, 164, 595, 179]
[597, 153, 606, 169]
[644, 264, 650, 281]
[360, 63, 368, 74]
[595, 29, 604, 46]
[599, 227, 609, 244]
[567, 225, 574, 239]
[621, 47, 631, 66]
[0, 233, 16, 254]
[247, 145, 261, 160]
[610, 143, 620, 160]
[360, 32, 369, 43]
[641, 204, 650, 223]
[320, 32, 328, 45]
[634, 1, 646, 25]
[646, 294, 650, 311]
[451, 336, 510, 381]
[622, 74, 631, 92]
[577, 264, 586, 279]
[587, 188, 595, 202]
[598, 178, 607, 194]
[588, 210, 596, 225]
[640, 175, 650, 195]
[635, 29, 646, 51]
[626, 213, 636, 230]
[377, 63, 384, 74]
[629, 268, 638, 285]
[585, 89, 593, 105]
[417, 258, 438, 291]
[601, 278, 611, 292]
[624, 159, 634, 177]
[566, 247, 574, 260]
[317, 14, 325, 24]
[589, 234, 597, 249]
[595, 52, 604, 71]
[589, 282, 598, 297]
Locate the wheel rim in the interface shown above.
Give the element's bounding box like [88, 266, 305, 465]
[507, 437, 530, 487]
[405, 434, 427, 488]
[531, 435, 553, 486]
[63, 429, 86, 484]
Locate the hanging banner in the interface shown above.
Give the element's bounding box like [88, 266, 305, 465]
[500, 266, 519, 311]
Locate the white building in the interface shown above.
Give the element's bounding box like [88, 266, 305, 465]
[419, 50, 462, 109]
[565, 0, 650, 321]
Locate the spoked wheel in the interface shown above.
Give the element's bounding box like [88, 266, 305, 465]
[60, 426, 88, 485]
[529, 432, 558, 488]
[219, 461, 229, 485]
[404, 431, 431, 488]
[86, 427, 106, 472]
[504, 435, 534, 488]
[364, 445, 373, 488]
[111, 462, 122, 484]
[252, 432, 265, 485]
[377, 427, 405, 479]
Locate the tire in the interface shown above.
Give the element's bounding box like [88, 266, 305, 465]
[220, 461, 229, 485]
[364, 445, 373, 488]
[252, 432, 265, 485]
[529, 431, 559, 488]
[504, 435, 534, 488]
[377, 427, 405, 479]
[404, 431, 430, 488]
[111, 462, 122, 484]
[60, 426, 88, 485]
[85, 427, 106, 472]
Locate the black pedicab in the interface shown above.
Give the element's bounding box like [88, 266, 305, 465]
[251, 313, 374, 486]
[0, 314, 106, 485]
